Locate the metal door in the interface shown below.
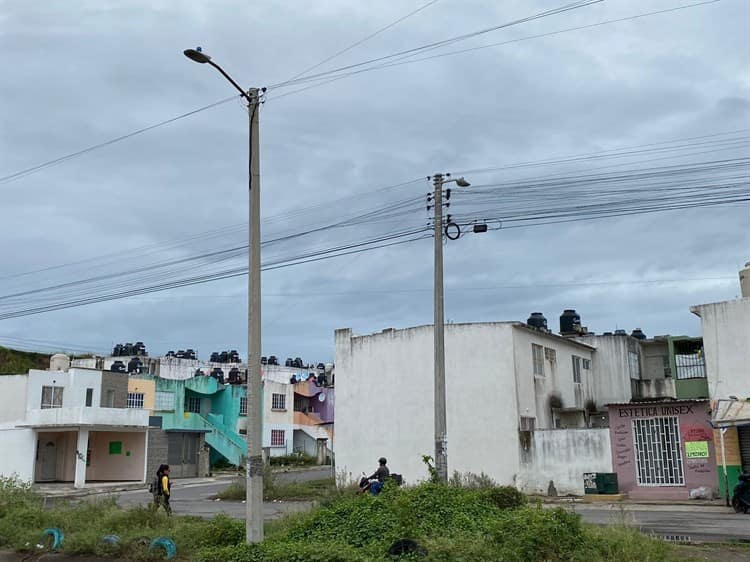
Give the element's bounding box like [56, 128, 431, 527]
[166, 433, 199, 478]
[39, 441, 57, 481]
[738, 425, 750, 471]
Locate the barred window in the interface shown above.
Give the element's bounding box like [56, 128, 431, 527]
[633, 416, 684, 486]
[272, 393, 286, 410]
[239, 397, 248, 416]
[271, 429, 285, 447]
[154, 391, 175, 411]
[185, 396, 201, 414]
[127, 392, 144, 409]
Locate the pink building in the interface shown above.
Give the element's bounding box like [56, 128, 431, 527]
[607, 399, 717, 500]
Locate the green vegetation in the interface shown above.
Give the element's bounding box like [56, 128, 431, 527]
[0, 473, 684, 562]
[0, 346, 49, 375]
[215, 464, 341, 502]
[268, 452, 317, 467]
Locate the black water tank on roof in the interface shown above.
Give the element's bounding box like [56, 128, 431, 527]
[261, 356, 268, 365]
[614, 329, 627, 336]
[527, 312, 548, 330]
[110, 360, 126, 373]
[268, 356, 279, 366]
[559, 309, 581, 335]
[631, 328, 647, 340]
[285, 358, 294, 367]
[127, 358, 142, 373]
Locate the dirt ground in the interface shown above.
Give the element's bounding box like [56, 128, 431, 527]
[675, 544, 750, 562]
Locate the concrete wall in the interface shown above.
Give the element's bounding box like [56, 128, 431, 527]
[641, 339, 670, 380]
[335, 323, 522, 486]
[691, 299, 750, 399]
[609, 401, 717, 500]
[515, 328, 595, 428]
[576, 335, 637, 409]
[25, 369, 103, 410]
[0, 375, 29, 424]
[146, 428, 169, 481]
[518, 429, 612, 496]
[100, 372, 128, 408]
[0, 427, 36, 481]
[86, 430, 146, 481]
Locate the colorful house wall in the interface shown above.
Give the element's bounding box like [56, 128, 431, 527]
[608, 400, 717, 500]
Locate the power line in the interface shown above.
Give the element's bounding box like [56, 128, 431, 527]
[283, 0, 441, 83]
[0, 0, 603, 187]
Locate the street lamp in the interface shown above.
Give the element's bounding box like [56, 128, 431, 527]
[430, 173, 470, 482]
[183, 47, 264, 543]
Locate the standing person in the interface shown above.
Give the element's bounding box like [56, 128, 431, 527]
[152, 464, 172, 515]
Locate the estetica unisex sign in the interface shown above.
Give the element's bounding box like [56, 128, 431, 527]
[617, 404, 694, 418]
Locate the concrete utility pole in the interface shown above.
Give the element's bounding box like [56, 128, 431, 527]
[183, 48, 264, 543]
[430, 173, 470, 482]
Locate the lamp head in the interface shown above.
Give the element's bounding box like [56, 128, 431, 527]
[184, 48, 211, 64]
[455, 177, 471, 187]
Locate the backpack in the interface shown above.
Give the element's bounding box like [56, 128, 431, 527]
[149, 476, 161, 495]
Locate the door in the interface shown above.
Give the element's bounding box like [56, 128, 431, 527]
[738, 425, 750, 471]
[167, 433, 199, 478]
[39, 441, 57, 481]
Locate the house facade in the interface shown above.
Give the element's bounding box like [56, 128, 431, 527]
[0, 360, 149, 487]
[334, 321, 610, 493]
[691, 264, 750, 497]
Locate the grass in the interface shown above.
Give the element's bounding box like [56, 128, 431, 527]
[0, 346, 49, 375]
[215, 475, 340, 502]
[0, 473, 732, 562]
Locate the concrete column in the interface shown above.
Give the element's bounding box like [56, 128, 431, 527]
[74, 429, 89, 488]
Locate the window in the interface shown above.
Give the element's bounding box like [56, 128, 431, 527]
[127, 392, 145, 409]
[105, 389, 116, 408]
[185, 396, 201, 414]
[628, 351, 641, 379]
[675, 350, 706, 379]
[270, 429, 285, 447]
[519, 416, 536, 431]
[632, 416, 684, 486]
[85, 388, 93, 407]
[582, 358, 591, 370]
[239, 397, 248, 416]
[532, 344, 545, 377]
[272, 393, 286, 410]
[572, 356, 582, 384]
[544, 347, 557, 362]
[662, 355, 672, 377]
[154, 391, 175, 411]
[41, 386, 64, 409]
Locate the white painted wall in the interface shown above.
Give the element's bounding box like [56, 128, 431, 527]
[517, 429, 612, 496]
[0, 375, 29, 424]
[24, 407, 149, 428]
[25, 368, 103, 410]
[514, 328, 595, 428]
[691, 298, 750, 398]
[335, 323, 522, 486]
[576, 335, 638, 408]
[0, 427, 36, 481]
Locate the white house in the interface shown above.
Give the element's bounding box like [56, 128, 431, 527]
[0, 357, 150, 487]
[335, 322, 615, 494]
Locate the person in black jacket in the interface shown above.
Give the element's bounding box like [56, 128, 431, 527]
[152, 464, 172, 515]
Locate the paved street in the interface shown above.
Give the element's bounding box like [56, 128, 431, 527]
[104, 473, 750, 542]
[569, 503, 749, 543]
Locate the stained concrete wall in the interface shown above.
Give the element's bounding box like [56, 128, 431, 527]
[146, 428, 169, 481]
[100, 372, 128, 408]
[518, 428, 612, 496]
[691, 299, 750, 399]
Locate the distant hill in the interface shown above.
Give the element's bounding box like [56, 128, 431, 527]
[0, 346, 50, 375]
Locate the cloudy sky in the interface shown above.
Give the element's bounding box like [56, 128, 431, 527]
[0, 0, 748, 363]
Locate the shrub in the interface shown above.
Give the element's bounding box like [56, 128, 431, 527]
[479, 485, 526, 510]
[489, 506, 585, 562]
[269, 453, 316, 467]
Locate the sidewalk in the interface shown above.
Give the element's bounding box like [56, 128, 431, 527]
[533, 495, 730, 511]
[34, 474, 236, 499]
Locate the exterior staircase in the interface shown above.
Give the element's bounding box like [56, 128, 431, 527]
[195, 413, 247, 466]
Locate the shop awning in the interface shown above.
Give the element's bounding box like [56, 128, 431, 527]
[712, 399, 750, 428]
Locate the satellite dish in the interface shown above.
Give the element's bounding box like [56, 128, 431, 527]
[318, 393, 326, 402]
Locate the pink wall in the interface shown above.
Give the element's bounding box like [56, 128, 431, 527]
[86, 431, 146, 482]
[608, 400, 717, 500]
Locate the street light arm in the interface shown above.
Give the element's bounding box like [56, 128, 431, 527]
[207, 61, 253, 104]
